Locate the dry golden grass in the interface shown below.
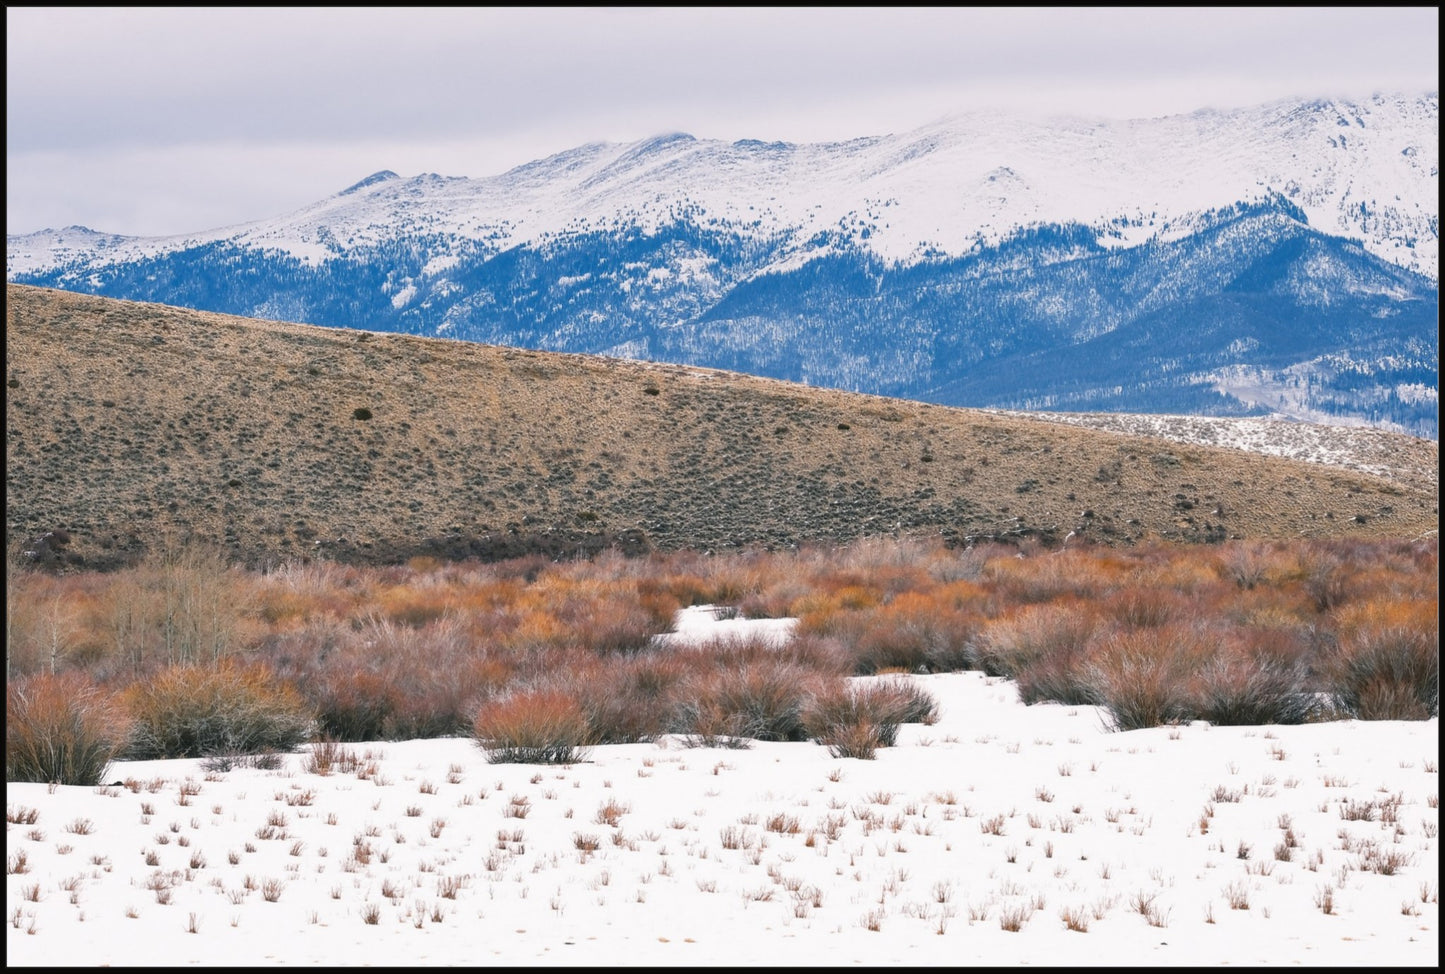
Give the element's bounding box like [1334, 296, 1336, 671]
[6, 283, 1437, 570]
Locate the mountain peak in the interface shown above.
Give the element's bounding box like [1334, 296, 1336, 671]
[338, 170, 401, 196]
[732, 138, 792, 152]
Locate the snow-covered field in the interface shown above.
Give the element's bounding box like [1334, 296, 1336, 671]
[6, 609, 1438, 967]
[997, 409, 1440, 493]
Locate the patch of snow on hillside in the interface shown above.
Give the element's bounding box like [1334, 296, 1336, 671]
[1207, 363, 1435, 438]
[422, 254, 459, 276]
[1397, 383, 1438, 404]
[995, 409, 1438, 491]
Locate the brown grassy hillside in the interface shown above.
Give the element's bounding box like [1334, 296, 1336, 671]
[5, 284, 1438, 569]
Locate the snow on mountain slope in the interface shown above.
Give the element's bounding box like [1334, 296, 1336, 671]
[995, 409, 1439, 495]
[7, 92, 1437, 280]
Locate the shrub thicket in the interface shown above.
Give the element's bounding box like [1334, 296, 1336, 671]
[510, 651, 683, 745]
[1184, 626, 1317, 725]
[1322, 601, 1439, 719]
[826, 591, 979, 674]
[972, 602, 1096, 682]
[300, 616, 512, 741]
[672, 653, 822, 743]
[473, 689, 592, 764]
[122, 660, 314, 759]
[5, 536, 1436, 749]
[577, 653, 688, 743]
[803, 677, 940, 758]
[6, 672, 133, 785]
[1086, 629, 1193, 732]
[310, 667, 400, 742]
[1187, 653, 1316, 725]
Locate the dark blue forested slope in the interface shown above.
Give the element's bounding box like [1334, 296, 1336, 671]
[14, 197, 1435, 436]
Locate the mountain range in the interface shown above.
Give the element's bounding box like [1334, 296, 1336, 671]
[7, 92, 1439, 437]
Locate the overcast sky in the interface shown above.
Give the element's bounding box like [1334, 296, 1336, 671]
[6, 6, 1438, 237]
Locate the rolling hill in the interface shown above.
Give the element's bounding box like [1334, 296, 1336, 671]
[5, 284, 1437, 570]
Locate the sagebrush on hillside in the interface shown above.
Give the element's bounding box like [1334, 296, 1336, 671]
[5, 284, 1437, 570]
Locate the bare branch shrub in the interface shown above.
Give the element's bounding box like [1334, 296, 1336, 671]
[1085, 628, 1192, 731]
[473, 689, 592, 764]
[803, 676, 939, 758]
[6, 672, 132, 785]
[1322, 601, 1438, 719]
[122, 660, 314, 760]
[1185, 632, 1316, 726]
[973, 603, 1096, 695]
[670, 643, 823, 743]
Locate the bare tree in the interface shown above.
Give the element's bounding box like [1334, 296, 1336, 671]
[151, 533, 245, 665]
[42, 591, 78, 675]
[5, 540, 26, 680]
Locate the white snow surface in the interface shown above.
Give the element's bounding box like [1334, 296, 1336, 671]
[997, 410, 1440, 492]
[5, 607, 1439, 967]
[6, 92, 1437, 280]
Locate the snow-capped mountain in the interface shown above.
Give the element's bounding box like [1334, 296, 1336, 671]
[7, 92, 1439, 436]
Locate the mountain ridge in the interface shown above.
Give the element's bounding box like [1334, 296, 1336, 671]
[12, 92, 1433, 276]
[7, 92, 1438, 437]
